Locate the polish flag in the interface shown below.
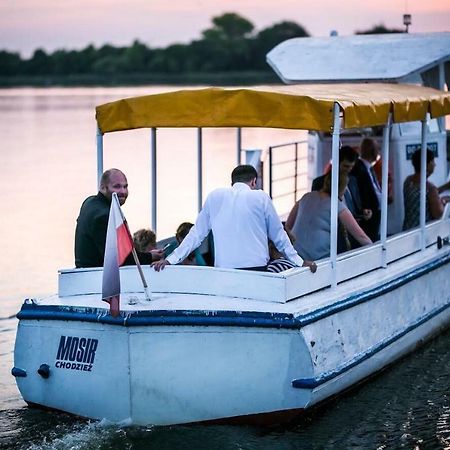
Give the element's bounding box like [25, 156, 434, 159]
[102, 192, 133, 317]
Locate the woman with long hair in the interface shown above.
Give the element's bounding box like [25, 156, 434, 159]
[403, 148, 450, 231]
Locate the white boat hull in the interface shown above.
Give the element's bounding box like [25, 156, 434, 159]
[13, 249, 450, 425]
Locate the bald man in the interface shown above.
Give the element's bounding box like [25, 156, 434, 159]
[75, 168, 162, 268]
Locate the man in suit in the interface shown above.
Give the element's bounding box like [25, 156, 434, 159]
[351, 138, 382, 242]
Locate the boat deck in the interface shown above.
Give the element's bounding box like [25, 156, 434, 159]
[24, 241, 450, 324]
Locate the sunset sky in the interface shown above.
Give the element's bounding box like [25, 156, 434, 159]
[1, 0, 449, 57]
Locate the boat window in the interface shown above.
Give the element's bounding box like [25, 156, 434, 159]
[398, 121, 421, 136]
[398, 119, 440, 136]
[428, 118, 441, 133]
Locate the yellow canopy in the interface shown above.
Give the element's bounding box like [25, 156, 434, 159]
[96, 83, 450, 134]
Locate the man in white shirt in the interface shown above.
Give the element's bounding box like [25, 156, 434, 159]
[153, 165, 317, 272]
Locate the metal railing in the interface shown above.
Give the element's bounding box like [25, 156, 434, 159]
[267, 140, 308, 203]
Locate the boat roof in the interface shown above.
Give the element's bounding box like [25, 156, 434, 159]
[96, 84, 450, 133]
[266, 32, 450, 84]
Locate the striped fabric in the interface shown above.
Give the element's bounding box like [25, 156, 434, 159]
[267, 258, 297, 273]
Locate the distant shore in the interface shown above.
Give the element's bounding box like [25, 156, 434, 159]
[0, 71, 280, 88]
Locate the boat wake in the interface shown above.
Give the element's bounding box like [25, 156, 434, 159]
[436, 404, 450, 448]
[13, 416, 136, 450]
[26, 422, 121, 450]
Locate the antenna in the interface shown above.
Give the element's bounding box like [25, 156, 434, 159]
[403, 0, 411, 33]
[403, 14, 411, 33]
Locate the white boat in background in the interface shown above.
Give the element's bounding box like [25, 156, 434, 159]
[12, 33, 450, 426]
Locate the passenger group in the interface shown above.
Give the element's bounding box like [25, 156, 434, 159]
[74, 139, 450, 273]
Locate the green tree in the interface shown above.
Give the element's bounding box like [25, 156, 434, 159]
[197, 12, 255, 71]
[356, 24, 403, 34]
[252, 21, 309, 68]
[97, 44, 125, 60]
[78, 44, 97, 73]
[0, 50, 21, 76]
[164, 44, 193, 72]
[92, 55, 121, 75]
[24, 48, 52, 75]
[120, 40, 152, 72]
[0, 12, 314, 81]
[52, 49, 89, 74]
[147, 45, 189, 73]
[92, 44, 127, 74]
[208, 12, 254, 40]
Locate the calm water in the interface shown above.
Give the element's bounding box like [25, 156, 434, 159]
[1, 87, 450, 449]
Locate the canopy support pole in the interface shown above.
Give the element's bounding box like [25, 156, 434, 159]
[237, 128, 242, 165]
[380, 114, 392, 268]
[197, 128, 203, 212]
[151, 128, 157, 234]
[96, 127, 104, 188]
[438, 63, 445, 130]
[330, 102, 341, 288]
[420, 116, 429, 251]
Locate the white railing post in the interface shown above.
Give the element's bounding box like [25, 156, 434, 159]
[237, 127, 242, 165]
[380, 114, 392, 267]
[96, 126, 103, 188]
[420, 115, 429, 251]
[197, 128, 203, 213]
[151, 127, 157, 234]
[330, 102, 341, 288]
[438, 63, 445, 130]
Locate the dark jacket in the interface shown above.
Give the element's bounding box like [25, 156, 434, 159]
[351, 159, 381, 241]
[75, 192, 152, 268]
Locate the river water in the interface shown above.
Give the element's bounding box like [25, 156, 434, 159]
[1, 87, 450, 449]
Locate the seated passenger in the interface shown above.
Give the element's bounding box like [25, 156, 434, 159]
[312, 146, 363, 219]
[133, 229, 156, 253]
[351, 138, 382, 242]
[286, 173, 372, 261]
[174, 222, 207, 266]
[373, 154, 394, 204]
[74, 168, 163, 267]
[403, 148, 450, 230]
[267, 229, 297, 273]
[312, 145, 371, 252]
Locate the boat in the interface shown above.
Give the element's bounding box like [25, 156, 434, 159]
[12, 33, 450, 426]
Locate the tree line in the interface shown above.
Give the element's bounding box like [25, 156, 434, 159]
[0, 12, 403, 82]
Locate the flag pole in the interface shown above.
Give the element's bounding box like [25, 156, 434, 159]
[113, 193, 152, 302]
[129, 246, 152, 301]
